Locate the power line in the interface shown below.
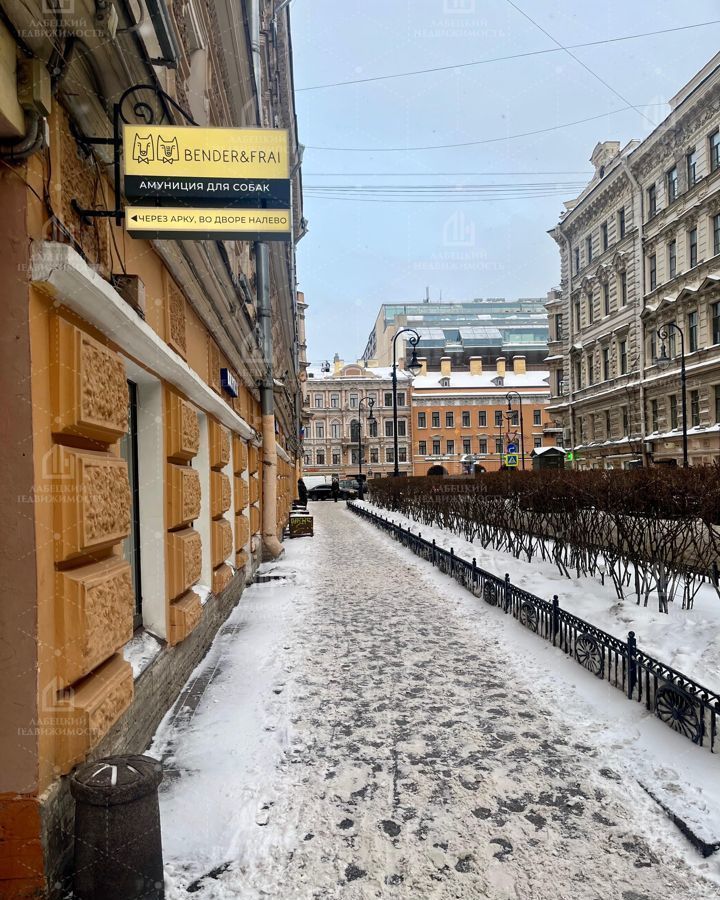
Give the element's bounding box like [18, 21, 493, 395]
[305, 105, 639, 152]
[504, 0, 656, 128]
[297, 20, 720, 92]
[304, 170, 594, 176]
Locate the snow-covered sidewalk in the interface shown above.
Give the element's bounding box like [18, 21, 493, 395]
[153, 502, 720, 899]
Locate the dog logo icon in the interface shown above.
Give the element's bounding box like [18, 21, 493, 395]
[132, 134, 154, 165]
[157, 136, 179, 164]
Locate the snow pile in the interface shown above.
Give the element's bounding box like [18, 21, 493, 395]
[123, 629, 162, 679]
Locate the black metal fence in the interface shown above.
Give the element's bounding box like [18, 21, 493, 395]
[348, 501, 719, 756]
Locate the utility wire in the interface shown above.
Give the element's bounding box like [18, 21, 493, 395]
[504, 0, 656, 128]
[304, 170, 594, 176]
[297, 20, 720, 91]
[306, 106, 639, 151]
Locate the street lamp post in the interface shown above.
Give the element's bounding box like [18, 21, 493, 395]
[505, 390, 526, 470]
[656, 323, 688, 467]
[391, 327, 422, 477]
[356, 397, 375, 499]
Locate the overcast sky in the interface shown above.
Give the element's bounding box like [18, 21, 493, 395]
[291, 0, 720, 364]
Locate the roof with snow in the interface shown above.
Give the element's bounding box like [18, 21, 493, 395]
[413, 370, 550, 390]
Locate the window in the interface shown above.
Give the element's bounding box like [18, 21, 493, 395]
[618, 206, 626, 238]
[691, 390, 700, 427]
[647, 184, 657, 217]
[462, 411, 470, 427]
[418, 440, 427, 455]
[651, 399, 659, 432]
[384, 392, 393, 407]
[478, 438, 488, 454]
[689, 227, 698, 268]
[462, 438, 471, 454]
[330, 393, 339, 408]
[120, 381, 142, 628]
[495, 438, 503, 454]
[688, 310, 698, 352]
[304, 451, 312, 465]
[649, 330, 656, 365]
[668, 240, 676, 279]
[534, 437, 542, 449]
[666, 166, 678, 203]
[668, 324, 677, 358]
[574, 359, 583, 389]
[587, 292, 594, 325]
[602, 346, 610, 381]
[384, 420, 393, 437]
[669, 394, 678, 429]
[619, 271, 627, 306]
[508, 410, 519, 427]
[398, 447, 407, 463]
[711, 130, 720, 172]
[317, 450, 325, 465]
[439, 377, 450, 388]
[446, 440, 455, 455]
[713, 302, 720, 345]
[316, 422, 324, 439]
[601, 222, 609, 251]
[573, 246, 580, 274]
[397, 419, 407, 437]
[369, 420, 378, 438]
[385, 448, 395, 463]
[621, 406, 629, 434]
[715, 386, 720, 423]
[619, 339, 628, 375]
[350, 419, 360, 442]
[687, 149, 698, 187]
[432, 439, 441, 455]
[370, 448, 378, 464]
[431, 411, 440, 428]
[585, 235, 593, 264]
[602, 282, 610, 316]
[494, 410, 503, 427]
[648, 253, 657, 291]
[478, 410, 487, 427]
[418, 411, 427, 428]
[314, 394, 322, 408]
[445, 411, 454, 428]
[330, 422, 340, 439]
[713, 213, 720, 256]
[533, 409, 542, 426]
[332, 451, 340, 465]
[587, 354, 594, 385]
[605, 410, 611, 438]
[555, 313, 563, 341]
[397, 392, 406, 407]
[574, 298, 581, 331]
[349, 394, 358, 409]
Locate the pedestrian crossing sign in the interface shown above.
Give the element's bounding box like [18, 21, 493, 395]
[504, 453, 519, 467]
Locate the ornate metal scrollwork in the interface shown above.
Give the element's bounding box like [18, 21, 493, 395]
[483, 580, 498, 606]
[654, 684, 702, 742]
[519, 601, 539, 633]
[575, 633, 604, 676]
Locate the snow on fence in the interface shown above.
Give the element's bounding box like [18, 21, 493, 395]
[348, 500, 720, 757]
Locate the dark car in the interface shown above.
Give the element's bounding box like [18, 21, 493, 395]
[307, 483, 356, 501]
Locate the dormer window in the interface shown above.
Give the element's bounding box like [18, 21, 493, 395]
[440, 377, 450, 387]
[492, 376, 504, 387]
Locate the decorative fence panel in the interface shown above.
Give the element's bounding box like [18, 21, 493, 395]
[348, 501, 719, 756]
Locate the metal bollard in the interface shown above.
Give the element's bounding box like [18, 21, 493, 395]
[71, 755, 164, 900]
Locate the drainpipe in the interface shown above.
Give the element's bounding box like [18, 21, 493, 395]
[256, 240, 283, 559]
[620, 158, 648, 466]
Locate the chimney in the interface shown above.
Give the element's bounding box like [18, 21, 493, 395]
[417, 356, 428, 376]
[440, 357, 451, 376]
[512, 355, 527, 375]
[496, 357, 506, 377]
[469, 356, 483, 375]
[333, 357, 344, 374]
[365, 358, 378, 368]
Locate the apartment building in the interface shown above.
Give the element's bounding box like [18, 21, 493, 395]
[410, 356, 551, 475]
[303, 358, 413, 479]
[0, 1, 303, 893]
[548, 53, 720, 468]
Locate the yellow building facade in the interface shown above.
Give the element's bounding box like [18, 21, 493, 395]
[0, 1, 302, 894]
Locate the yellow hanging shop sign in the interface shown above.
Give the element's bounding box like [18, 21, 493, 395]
[123, 125, 291, 208]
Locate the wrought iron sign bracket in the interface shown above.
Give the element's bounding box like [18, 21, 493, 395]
[71, 83, 198, 227]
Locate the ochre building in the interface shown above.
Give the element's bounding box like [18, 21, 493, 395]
[0, 0, 304, 894]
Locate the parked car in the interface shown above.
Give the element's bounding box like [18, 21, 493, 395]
[307, 483, 356, 501]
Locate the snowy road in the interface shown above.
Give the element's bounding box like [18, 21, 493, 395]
[157, 502, 720, 899]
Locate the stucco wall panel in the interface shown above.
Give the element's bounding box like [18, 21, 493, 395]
[234, 476, 249, 511]
[168, 591, 202, 646]
[209, 419, 230, 470]
[233, 434, 248, 473]
[211, 471, 231, 518]
[50, 317, 128, 445]
[212, 563, 232, 595]
[249, 473, 260, 505]
[165, 282, 187, 359]
[166, 463, 201, 529]
[211, 518, 233, 568]
[250, 504, 260, 535]
[235, 513, 250, 548]
[166, 527, 202, 601]
[52, 447, 131, 562]
[55, 558, 134, 688]
[166, 389, 199, 461]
